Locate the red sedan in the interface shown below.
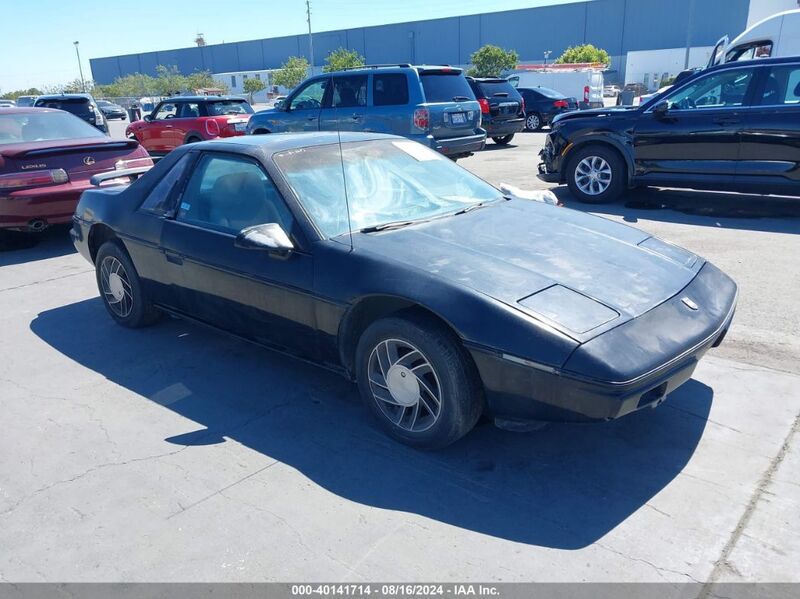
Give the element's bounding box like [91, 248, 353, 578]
[0, 107, 152, 232]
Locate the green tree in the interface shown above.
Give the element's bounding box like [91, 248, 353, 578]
[1, 87, 43, 100]
[323, 47, 365, 73]
[467, 45, 518, 77]
[555, 44, 610, 65]
[243, 77, 267, 102]
[185, 70, 226, 93]
[154, 65, 186, 96]
[273, 56, 310, 90]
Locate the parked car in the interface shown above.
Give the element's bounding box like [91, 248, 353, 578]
[603, 85, 621, 97]
[34, 94, 108, 134]
[539, 56, 800, 203]
[15, 95, 37, 107]
[0, 101, 16, 109]
[96, 99, 127, 120]
[508, 68, 604, 109]
[126, 95, 253, 157]
[516, 86, 578, 131]
[465, 77, 525, 144]
[72, 132, 737, 449]
[247, 65, 485, 160]
[621, 82, 649, 98]
[0, 107, 151, 232]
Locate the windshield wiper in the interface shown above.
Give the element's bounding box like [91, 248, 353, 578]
[452, 95, 472, 102]
[359, 220, 420, 233]
[453, 201, 493, 215]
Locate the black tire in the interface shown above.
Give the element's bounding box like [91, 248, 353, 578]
[95, 241, 160, 328]
[355, 313, 483, 449]
[492, 134, 514, 145]
[525, 113, 543, 131]
[565, 144, 626, 204]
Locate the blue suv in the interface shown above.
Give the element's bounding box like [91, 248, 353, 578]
[247, 64, 485, 159]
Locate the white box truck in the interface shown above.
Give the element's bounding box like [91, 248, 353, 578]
[507, 68, 604, 109]
[709, 9, 800, 67]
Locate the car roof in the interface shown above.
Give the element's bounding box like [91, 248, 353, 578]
[468, 77, 510, 83]
[164, 95, 248, 102]
[0, 107, 62, 114]
[324, 64, 460, 75]
[36, 93, 92, 99]
[194, 131, 401, 154]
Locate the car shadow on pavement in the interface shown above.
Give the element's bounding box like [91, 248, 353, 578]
[552, 187, 800, 234]
[0, 225, 76, 266]
[31, 297, 713, 550]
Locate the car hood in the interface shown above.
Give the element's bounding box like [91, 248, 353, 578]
[553, 106, 638, 124]
[354, 199, 702, 339]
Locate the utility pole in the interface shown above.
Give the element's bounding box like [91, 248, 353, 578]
[73, 41, 86, 93]
[684, 0, 695, 69]
[306, 0, 315, 75]
[543, 50, 552, 67]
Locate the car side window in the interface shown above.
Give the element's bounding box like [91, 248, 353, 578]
[758, 65, 800, 106]
[177, 103, 200, 118]
[289, 79, 329, 111]
[139, 154, 193, 216]
[332, 75, 367, 108]
[664, 69, 754, 111]
[154, 103, 177, 120]
[373, 74, 409, 106]
[176, 154, 294, 234]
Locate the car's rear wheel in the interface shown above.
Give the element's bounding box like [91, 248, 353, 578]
[492, 134, 514, 145]
[355, 314, 483, 449]
[525, 113, 542, 131]
[95, 241, 161, 328]
[566, 145, 626, 204]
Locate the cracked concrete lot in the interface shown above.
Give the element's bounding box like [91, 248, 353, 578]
[0, 130, 799, 582]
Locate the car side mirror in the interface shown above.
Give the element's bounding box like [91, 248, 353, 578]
[275, 99, 286, 110]
[143, 114, 152, 122]
[235, 223, 294, 256]
[652, 101, 669, 117]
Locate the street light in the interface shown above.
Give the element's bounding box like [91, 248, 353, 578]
[73, 41, 86, 93]
[543, 50, 552, 67]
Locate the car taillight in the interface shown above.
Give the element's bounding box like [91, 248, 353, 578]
[478, 98, 490, 114]
[553, 99, 569, 109]
[0, 169, 68, 190]
[583, 86, 590, 103]
[413, 107, 430, 130]
[205, 119, 221, 137]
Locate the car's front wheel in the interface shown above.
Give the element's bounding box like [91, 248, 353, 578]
[95, 241, 161, 328]
[355, 314, 483, 449]
[566, 145, 626, 203]
[525, 113, 542, 131]
[492, 134, 514, 145]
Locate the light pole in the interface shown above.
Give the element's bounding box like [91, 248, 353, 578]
[306, 0, 314, 76]
[73, 41, 86, 92]
[543, 50, 552, 67]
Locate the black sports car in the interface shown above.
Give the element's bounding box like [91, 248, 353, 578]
[71, 133, 737, 449]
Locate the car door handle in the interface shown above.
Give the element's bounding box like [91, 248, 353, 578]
[164, 250, 183, 265]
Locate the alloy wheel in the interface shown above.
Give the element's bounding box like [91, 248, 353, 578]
[367, 338, 442, 433]
[100, 256, 133, 318]
[526, 114, 540, 130]
[574, 156, 612, 196]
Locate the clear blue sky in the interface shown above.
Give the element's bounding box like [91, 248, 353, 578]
[0, 0, 579, 91]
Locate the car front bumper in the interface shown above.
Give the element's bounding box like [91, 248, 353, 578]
[469, 262, 738, 424]
[537, 136, 563, 182]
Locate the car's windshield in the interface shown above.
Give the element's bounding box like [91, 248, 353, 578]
[0, 111, 106, 145]
[207, 100, 254, 115]
[274, 139, 502, 238]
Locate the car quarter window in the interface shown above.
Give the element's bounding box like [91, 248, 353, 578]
[176, 154, 294, 234]
[290, 79, 329, 111]
[664, 69, 754, 111]
[154, 103, 177, 119]
[332, 75, 367, 108]
[373, 74, 409, 106]
[139, 154, 194, 215]
[177, 103, 200, 118]
[758, 65, 800, 106]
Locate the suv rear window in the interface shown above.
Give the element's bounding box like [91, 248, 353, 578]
[373, 74, 409, 106]
[206, 100, 254, 116]
[476, 80, 519, 99]
[35, 98, 91, 117]
[420, 72, 474, 103]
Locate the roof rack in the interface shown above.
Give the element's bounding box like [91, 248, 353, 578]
[341, 63, 412, 71]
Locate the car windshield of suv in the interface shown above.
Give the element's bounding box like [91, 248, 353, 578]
[478, 80, 519, 98]
[274, 139, 502, 238]
[420, 72, 474, 102]
[206, 101, 254, 116]
[34, 98, 91, 118]
[0, 111, 106, 145]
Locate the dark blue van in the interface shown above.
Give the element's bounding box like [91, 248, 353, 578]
[247, 65, 485, 159]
